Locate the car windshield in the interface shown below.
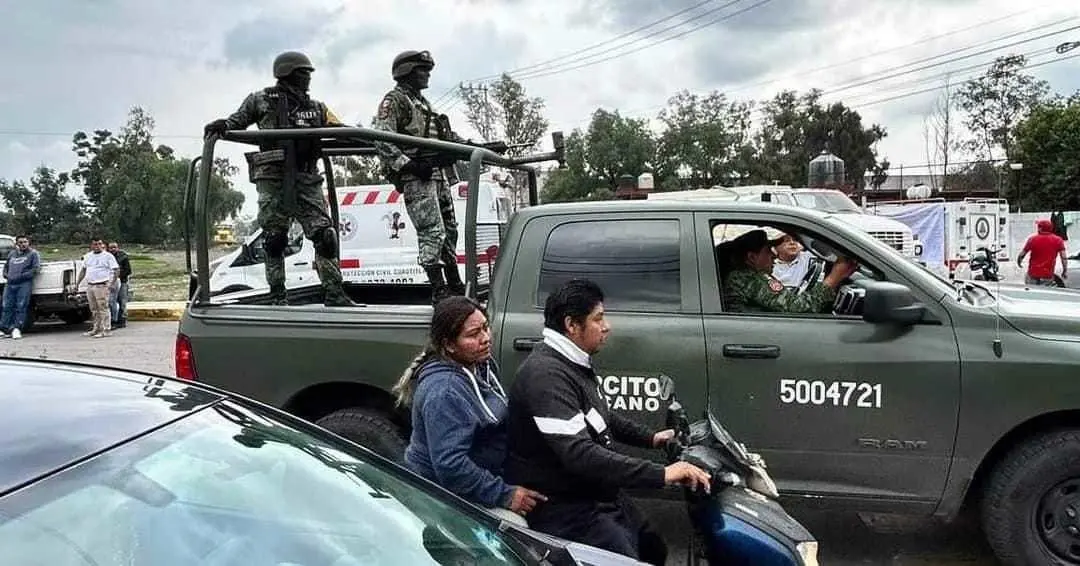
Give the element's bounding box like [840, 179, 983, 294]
[791, 192, 863, 214]
[0, 400, 527, 566]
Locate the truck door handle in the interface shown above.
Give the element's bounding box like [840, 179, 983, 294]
[513, 337, 543, 351]
[722, 344, 781, 359]
[293, 261, 309, 266]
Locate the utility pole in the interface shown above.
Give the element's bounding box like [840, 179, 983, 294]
[460, 82, 495, 141]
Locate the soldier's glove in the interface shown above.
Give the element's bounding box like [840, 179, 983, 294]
[401, 158, 435, 182]
[204, 119, 228, 138]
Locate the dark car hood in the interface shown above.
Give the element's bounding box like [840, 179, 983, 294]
[983, 284, 1080, 343]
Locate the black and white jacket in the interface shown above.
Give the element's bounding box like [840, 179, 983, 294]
[504, 328, 666, 503]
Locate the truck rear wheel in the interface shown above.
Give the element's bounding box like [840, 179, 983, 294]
[315, 407, 407, 464]
[982, 429, 1080, 565]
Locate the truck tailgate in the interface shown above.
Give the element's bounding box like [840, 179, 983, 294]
[180, 304, 433, 407]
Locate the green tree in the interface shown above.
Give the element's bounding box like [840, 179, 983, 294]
[331, 156, 388, 186]
[1011, 93, 1080, 210]
[955, 54, 1051, 162]
[69, 106, 244, 244]
[540, 110, 656, 202]
[0, 166, 91, 243]
[654, 89, 754, 189]
[460, 74, 550, 207]
[752, 89, 886, 189]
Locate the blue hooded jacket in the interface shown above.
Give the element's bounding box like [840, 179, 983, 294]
[404, 358, 513, 509]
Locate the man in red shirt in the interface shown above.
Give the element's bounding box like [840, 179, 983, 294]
[1017, 219, 1068, 286]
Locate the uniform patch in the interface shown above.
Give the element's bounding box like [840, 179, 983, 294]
[377, 97, 392, 120]
[768, 278, 784, 293]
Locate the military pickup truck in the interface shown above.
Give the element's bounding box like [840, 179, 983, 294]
[178, 127, 1080, 566]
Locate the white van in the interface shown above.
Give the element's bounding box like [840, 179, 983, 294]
[207, 178, 512, 295]
[648, 185, 923, 260]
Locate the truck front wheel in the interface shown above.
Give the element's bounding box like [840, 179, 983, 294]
[315, 407, 408, 464]
[982, 429, 1080, 565]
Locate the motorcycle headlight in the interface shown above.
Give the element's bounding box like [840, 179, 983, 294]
[796, 541, 819, 566]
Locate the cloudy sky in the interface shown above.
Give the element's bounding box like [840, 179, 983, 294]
[2, 0, 1078, 218]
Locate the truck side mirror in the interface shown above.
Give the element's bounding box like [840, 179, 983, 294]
[861, 281, 926, 325]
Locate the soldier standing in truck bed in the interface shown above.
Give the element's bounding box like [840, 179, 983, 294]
[203, 51, 357, 307]
[370, 49, 468, 305]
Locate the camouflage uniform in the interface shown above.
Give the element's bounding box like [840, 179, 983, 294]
[212, 53, 353, 306]
[723, 268, 837, 314]
[370, 50, 467, 301]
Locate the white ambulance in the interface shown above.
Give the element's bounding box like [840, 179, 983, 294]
[206, 176, 512, 295]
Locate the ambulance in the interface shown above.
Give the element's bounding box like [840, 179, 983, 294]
[205, 175, 512, 295]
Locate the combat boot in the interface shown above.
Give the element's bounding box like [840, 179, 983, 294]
[268, 283, 288, 306]
[444, 263, 466, 296]
[426, 267, 452, 305]
[323, 282, 360, 307]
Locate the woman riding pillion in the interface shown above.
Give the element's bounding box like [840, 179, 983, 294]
[393, 296, 546, 523]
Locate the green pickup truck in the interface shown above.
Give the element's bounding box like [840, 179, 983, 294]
[179, 127, 1080, 566]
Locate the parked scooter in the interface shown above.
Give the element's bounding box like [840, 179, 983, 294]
[660, 377, 819, 565]
[969, 246, 1001, 282]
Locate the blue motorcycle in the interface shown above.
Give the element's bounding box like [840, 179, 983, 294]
[661, 379, 819, 566]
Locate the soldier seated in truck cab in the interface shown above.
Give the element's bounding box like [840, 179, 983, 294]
[717, 226, 857, 314]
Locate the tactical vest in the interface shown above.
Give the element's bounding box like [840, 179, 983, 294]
[388, 85, 454, 181]
[247, 86, 326, 180]
[391, 85, 448, 147]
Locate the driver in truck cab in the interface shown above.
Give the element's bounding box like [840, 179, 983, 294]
[504, 278, 712, 566]
[722, 227, 857, 314]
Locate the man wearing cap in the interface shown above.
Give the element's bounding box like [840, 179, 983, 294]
[371, 49, 468, 305]
[722, 228, 856, 313]
[1017, 219, 1067, 286]
[203, 51, 357, 308]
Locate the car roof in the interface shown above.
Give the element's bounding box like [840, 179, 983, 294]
[0, 358, 223, 496]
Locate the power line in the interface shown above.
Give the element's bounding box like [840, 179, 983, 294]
[723, 8, 1034, 96]
[820, 20, 1080, 97]
[473, 0, 722, 81]
[431, 0, 723, 106]
[849, 50, 1080, 110]
[506, 0, 775, 83]
[613, 20, 1079, 122]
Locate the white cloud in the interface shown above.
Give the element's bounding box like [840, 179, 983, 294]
[2, 0, 1079, 218]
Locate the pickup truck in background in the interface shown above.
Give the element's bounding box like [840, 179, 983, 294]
[0, 234, 89, 329]
[177, 127, 1080, 566]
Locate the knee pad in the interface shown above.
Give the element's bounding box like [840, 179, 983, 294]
[263, 230, 288, 258]
[312, 226, 339, 259]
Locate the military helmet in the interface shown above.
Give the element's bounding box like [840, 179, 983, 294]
[392, 50, 435, 80]
[273, 51, 315, 79]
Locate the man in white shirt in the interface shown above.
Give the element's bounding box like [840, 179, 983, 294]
[772, 233, 815, 289]
[76, 238, 120, 338]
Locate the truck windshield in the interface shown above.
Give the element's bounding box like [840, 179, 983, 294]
[792, 192, 863, 214]
[0, 237, 13, 258]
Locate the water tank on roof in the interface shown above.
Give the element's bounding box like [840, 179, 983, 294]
[808, 150, 845, 188]
[638, 172, 654, 189]
[906, 183, 932, 199]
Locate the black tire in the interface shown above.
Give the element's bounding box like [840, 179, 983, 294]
[981, 429, 1080, 565]
[315, 407, 408, 464]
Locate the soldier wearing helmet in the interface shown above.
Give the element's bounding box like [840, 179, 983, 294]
[719, 227, 857, 313]
[203, 51, 357, 307]
[370, 49, 468, 305]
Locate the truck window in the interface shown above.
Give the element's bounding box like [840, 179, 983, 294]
[537, 219, 681, 312]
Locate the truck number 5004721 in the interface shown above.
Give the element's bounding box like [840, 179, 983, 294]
[779, 379, 883, 409]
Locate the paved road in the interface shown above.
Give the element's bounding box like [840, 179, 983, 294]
[1, 321, 999, 565]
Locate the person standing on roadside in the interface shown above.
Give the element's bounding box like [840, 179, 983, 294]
[107, 241, 132, 328]
[0, 235, 40, 340]
[75, 238, 119, 338]
[1017, 219, 1067, 286]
